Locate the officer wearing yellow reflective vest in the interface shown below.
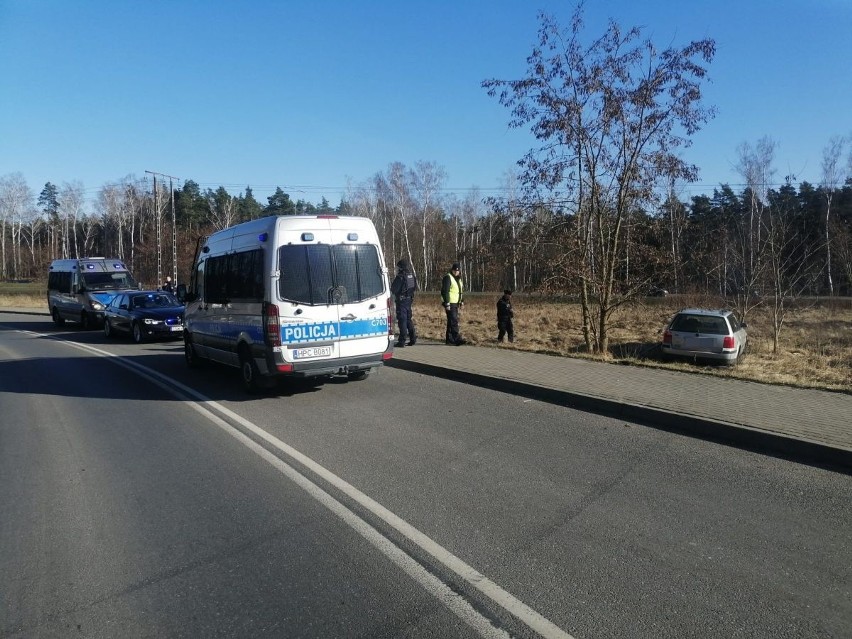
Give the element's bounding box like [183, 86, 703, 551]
[440, 262, 466, 345]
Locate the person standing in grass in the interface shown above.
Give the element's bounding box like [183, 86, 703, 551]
[441, 262, 466, 345]
[497, 289, 514, 343]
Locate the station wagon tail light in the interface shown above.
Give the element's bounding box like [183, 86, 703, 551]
[264, 303, 281, 347]
[663, 329, 672, 344]
[722, 336, 735, 349]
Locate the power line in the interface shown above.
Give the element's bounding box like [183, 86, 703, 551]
[145, 170, 179, 288]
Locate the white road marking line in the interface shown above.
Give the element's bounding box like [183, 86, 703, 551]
[21, 332, 575, 639]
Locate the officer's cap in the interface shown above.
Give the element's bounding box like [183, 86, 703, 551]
[451, 262, 460, 270]
[504, 289, 512, 295]
[397, 258, 408, 269]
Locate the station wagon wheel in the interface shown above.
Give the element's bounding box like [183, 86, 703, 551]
[52, 307, 65, 327]
[104, 318, 113, 338]
[239, 345, 263, 394]
[132, 322, 144, 343]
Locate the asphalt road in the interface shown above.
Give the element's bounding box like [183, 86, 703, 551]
[1, 313, 850, 639]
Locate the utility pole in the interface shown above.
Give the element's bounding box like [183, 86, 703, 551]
[145, 170, 179, 288]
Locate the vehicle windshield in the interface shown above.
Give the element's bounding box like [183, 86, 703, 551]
[83, 271, 138, 290]
[132, 293, 181, 309]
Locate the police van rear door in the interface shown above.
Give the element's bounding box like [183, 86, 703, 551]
[275, 217, 389, 364]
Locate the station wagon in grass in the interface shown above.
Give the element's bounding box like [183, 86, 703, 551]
[661, 308, 747, 365]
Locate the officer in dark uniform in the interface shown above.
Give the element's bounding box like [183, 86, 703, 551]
[390, 258, 417, 347]
[497, 289, 514, 343]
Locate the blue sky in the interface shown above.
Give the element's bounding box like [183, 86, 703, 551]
[1, 0, 850, 209]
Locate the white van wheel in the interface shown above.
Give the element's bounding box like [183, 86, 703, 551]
[184, 335, 204, 368]
[52, 307, 65, 327]
[239, 347, 262, 394]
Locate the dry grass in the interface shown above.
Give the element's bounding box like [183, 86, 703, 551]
[409, 292, 852, 393]
[5, 292, 850, 393]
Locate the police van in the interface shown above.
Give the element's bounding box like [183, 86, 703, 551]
[47, 257, 139, 329]
[180, 215, 394, 392]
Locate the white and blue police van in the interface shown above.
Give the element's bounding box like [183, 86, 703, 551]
[180, 215, 394, 392]
[47, 257, 139, 329]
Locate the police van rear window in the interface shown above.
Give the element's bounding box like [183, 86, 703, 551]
[278, 245, 383, 305]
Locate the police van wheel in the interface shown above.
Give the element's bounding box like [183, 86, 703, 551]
[52, 307, 65, 327]
[347, 370, 370, 381]
[184, 336, 204, 369]
[239, 347, 263, 394]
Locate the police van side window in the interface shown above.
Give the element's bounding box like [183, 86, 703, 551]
[231, 249, 264, 301]
[206, 255, 229, 303]
[278, 245, 383, 305]
[48, 272, 71, 293]
[204, 249, 264, 303]
[192, 259, 205, 300]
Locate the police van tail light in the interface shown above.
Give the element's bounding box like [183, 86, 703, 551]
[386, 297, 393, 335]
[264, 303, 281, 347]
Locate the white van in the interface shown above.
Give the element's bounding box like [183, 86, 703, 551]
[47, 257, 139, 329]
[180, 215, 394, 392]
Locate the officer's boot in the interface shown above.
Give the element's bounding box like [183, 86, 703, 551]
[407, 329, 416, 346]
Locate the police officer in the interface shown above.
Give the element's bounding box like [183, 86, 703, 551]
[441, 262, 466, 345]
[390, 258, 417, 347]
[162, 276, 174, 293]
[497, 289, 514, 343]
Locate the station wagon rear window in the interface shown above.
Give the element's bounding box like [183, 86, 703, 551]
[671, 314, 729, 335]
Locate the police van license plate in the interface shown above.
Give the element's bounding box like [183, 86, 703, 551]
[293, 346, 332, 359]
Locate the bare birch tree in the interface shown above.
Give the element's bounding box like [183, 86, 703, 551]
[58, 182, 86, 259]
[410, 160, 446, 287]
[819, 135, 846, 296]
[764, 183, 821, 353]
[734, 138, 776, 320]
[0, 173, 34, 279]
[205, 187, 238, 231]
[386, 162, 415, 268]
[483, 5, 715, 353]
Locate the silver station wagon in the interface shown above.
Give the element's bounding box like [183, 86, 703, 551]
[661, 308, 748, 365]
